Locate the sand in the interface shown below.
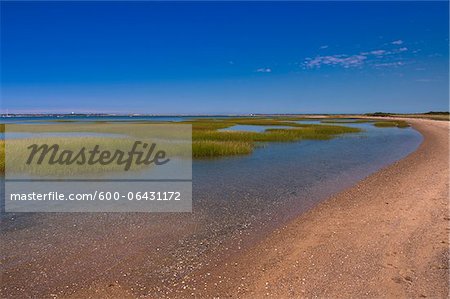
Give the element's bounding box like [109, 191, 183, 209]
[183, 118, 449, 298]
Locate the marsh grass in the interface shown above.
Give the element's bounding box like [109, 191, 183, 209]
[189, 122, 361, 157]
[193, 141, 253, 158]
[373, 120, 409, 128]
[414, 114, 450, 121]
[1, 118, 363, 167]
[5, 137, 190, 176]
[6, 123, 191, 140]
[394, 114, 449, 121]
[365, 112, 450, 121]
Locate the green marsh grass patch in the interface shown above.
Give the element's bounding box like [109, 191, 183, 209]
[193, 140, 253, 158]
[373, 121, 409, 128]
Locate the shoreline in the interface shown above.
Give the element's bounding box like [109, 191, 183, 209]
[177, 118, 449, 298]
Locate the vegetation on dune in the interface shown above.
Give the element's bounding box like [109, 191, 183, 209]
[424, 111, 449, 115]
[403, 114, 450, 121]
[364, 111, 449, 121]
[364, 112, 393, 117]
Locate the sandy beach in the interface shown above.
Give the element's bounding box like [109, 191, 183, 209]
[175, 118, 449, 298]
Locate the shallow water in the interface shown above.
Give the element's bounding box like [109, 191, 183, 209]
[293, 119, 324, 124]
[0, 118, 423, 297]
[194, 121, 421, 222]
[1, 132, 128, 139]
[0, 115, 210, 124]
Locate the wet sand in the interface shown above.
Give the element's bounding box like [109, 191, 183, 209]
[183, 118, 449, 298]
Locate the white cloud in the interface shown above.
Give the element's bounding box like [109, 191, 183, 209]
[256, 67, 272, 73]
[391, 40, 404, 45]
[319, 45, 329, 49]
[373, 61, 405, 67]
[369, 50, 387, 56]
[305, 54, 367, 68]
[361, 50, 385, 56]
[304, 43, 413, 69]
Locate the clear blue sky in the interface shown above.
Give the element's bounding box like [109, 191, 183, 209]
[1, 1, 448, 114]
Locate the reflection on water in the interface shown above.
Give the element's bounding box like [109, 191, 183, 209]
[0, 118, 423, 297]
[293, 119, 323, 124]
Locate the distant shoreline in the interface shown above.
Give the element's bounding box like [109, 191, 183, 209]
[2, 112, 448, 121]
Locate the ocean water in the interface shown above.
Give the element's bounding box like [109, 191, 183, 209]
[0, 115, 213, 124]
[1, 132, 128, 139]
[0, 117, 423, 297]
